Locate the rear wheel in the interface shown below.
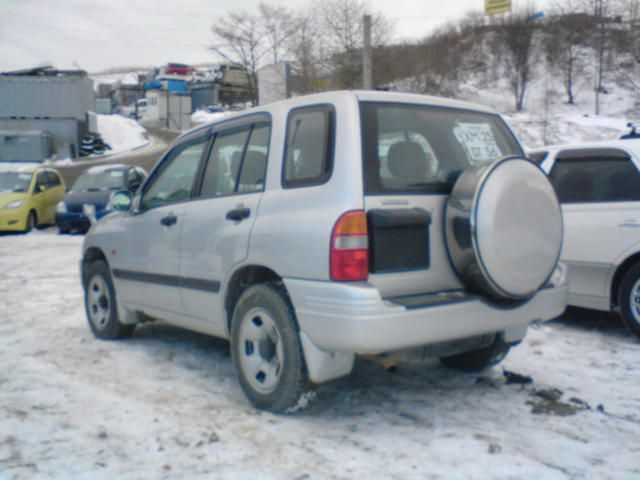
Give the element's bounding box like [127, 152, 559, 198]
[440, 338, 511, 373]
[231, 283, 312, 413]
[618, 263, 640, 339]
[85, 260, 135, 340]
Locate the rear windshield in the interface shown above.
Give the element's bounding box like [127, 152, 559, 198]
[360, 103, 523, 194]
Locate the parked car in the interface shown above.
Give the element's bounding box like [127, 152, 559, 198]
[56, 164, 146, 234]
[0, 163, 65, 233]
[81, 91, 568, 412]
[532, 138, 640, 338]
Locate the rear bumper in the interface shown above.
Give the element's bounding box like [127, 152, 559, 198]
[285, 278, 569, 354]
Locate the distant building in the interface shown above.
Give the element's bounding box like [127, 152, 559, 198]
[0, 66, 95, 160]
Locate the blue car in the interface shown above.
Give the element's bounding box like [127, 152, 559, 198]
[56, 164, 147, 233]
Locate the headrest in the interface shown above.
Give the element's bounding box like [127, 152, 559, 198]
[387, 141, 429, 179]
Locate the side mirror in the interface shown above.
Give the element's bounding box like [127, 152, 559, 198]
[110, 190, 133, 212]
[38, 184, 47, 193]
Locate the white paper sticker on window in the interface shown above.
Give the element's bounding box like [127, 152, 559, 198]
[109, 171, 124, 177]
[18, 173, 32, 180]
[453, 123, 502, 165]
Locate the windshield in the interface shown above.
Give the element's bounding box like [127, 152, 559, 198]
[0, 171, 33, 193]
[72, 169, 127, 192]
[360, 103, 523, 194]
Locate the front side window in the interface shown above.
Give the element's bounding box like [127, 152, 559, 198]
[141, 139, 207, 210]
[283, 106, 334, 187]
[360, 103, 523, 194]
[549, 154, 640, 204]
[46, 171, 61, 187]
[35, 172, 48, 191]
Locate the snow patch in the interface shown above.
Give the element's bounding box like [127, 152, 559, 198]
[1, 231, 638, 478]
[191, 110, 234, 125]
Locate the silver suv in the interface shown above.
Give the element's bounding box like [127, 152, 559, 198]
[82, 91, 568, 412]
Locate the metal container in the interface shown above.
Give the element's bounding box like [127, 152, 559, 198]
[0, 129, 53, 162]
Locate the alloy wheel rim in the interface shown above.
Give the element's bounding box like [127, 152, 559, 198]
[630, 279, 640, 325]
[88, 276, 110, 331]
[238, 307, 284, 394]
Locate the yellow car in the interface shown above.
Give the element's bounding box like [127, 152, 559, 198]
[0, 163, 66, 233]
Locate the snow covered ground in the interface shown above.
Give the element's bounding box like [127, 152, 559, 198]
[47, 115, 149, 167]
[0, 231, 638, 479]
[455, 66, 638, 150]
[91, 114, 149, 156]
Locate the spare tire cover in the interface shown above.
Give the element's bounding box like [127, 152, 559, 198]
[445, 157, 563, 301]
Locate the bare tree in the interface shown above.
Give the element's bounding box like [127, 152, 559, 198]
[544, 2, 592, 104]
[288, 11, 326, 94]
[494, 7, 539, 112]
[593, 0, 609, 114]
[258, 2, 299, 64]
[314, 0, 393, 89]
[210, 12, 268, 105]
[615, 0, 640, 98]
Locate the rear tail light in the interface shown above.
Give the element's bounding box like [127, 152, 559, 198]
[330, 210, 369, 281]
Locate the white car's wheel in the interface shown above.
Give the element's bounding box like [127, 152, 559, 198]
[618, 264, 640, 338]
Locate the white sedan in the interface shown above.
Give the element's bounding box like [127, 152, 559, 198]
[531, 138, 640, 338]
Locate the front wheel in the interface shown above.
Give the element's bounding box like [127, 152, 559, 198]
[440, 338, 511, 373]
[24, 211, 37, 233]
[84, 260, 135, 340]
[231, 283, 312, 413]
[618, 263, 640, 338]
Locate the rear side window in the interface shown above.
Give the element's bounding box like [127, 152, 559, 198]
[283, 106, 334, 187]
[549, 154, 640, 203]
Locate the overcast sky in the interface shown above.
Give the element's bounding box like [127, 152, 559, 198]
[0, 0, 550, 73]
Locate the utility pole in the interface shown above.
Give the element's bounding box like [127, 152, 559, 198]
[362, 14, 372, 90]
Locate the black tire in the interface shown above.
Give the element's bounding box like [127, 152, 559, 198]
[440, 338, 511, 373]
[24, 211, 37, 233]
[84, 260, 135, 340]
[618, 263, 640, 338]
[230, 283, 311, 413]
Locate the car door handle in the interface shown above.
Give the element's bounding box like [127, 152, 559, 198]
[160, 213, 178, 226]
[226, 207, 251, 221]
